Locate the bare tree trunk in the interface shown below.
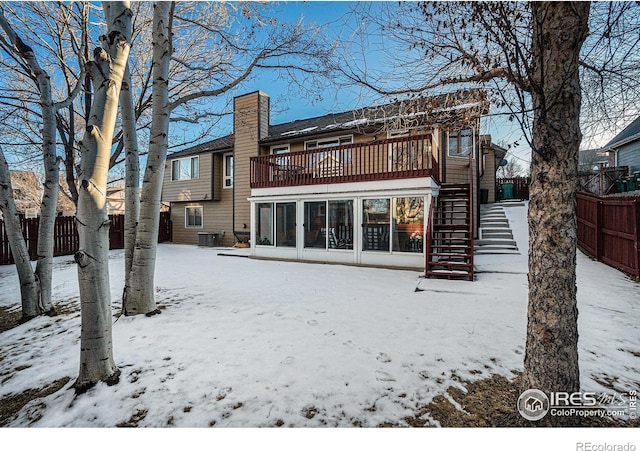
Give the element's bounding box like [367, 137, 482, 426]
[0, 9, 70, 318]
[123, 2, 173, 316]
[33, 81, 59, 316]
[523, 2, 590, 402]
[0, 148, 40, 317]
[121, 63, 140, 279]
[74, 1, 131, 393]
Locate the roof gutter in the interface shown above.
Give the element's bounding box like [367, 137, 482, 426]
[602, 132, 640, 153]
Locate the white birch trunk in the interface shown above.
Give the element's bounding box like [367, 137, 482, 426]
[123, 2, 172, 316]
[33, 76, 58, 315]
[120, 63, 140, 278]
[0, 148, 40, 318]
[0, 10, 66, 317]
[74, 1, 131, 392]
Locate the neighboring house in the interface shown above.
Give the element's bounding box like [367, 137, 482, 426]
[480, 139, 507, 203]
[162, 90, 503, 270]
[578, 148, 609, 173]
[602, 115, 640, 174]
[106, 185, 170, 216]
[106, 186, 127, 215]
[0, 170, 75, 220]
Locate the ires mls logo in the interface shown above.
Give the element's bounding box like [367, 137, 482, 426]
[517, 389, 550, 421]
[518, 389, 637, 421]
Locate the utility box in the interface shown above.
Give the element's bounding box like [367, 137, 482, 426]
[198, 232, 218, 247]
[501, 183, 514, 200]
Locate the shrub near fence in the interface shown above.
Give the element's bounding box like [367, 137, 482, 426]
[0, 211, 172, 266]
[576, 192, 640, 278]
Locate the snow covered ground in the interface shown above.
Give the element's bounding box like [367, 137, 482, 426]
[1, 202, 639, 445]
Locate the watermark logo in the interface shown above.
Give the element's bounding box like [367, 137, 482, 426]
[518, 388, 637, 421]
[517, 388, 550, 421]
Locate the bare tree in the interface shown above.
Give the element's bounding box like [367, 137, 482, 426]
[335, 1, 640, 418]
[0, 146, 39, 312]
[121, 1, 172, 316]
[0, 4, 84, 321]
[74, 0, 132, 393]
[121, 2, 335, 316]
[497, 158, 526, 179]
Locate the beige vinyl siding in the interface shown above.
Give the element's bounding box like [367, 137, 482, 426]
[233, 92, 269, 234]
[479, 149, 497, 203]
[170, 198, 235, 246]
[162, 153, 213, 203]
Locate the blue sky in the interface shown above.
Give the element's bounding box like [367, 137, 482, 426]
[183, 1, 534, 169]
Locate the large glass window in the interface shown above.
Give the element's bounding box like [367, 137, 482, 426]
[304, 201, 326, 248]
[363, 199, 390, 251]
[256, 203, 274, 246]
[328, 200, 353, 249]
[185, 206, 203, 228]
[276, 202, 296, 247]
[392, 197, 424, 253]
[172, 156, 199, 180]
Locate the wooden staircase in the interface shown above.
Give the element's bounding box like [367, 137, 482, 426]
[425, 183, 474, 281]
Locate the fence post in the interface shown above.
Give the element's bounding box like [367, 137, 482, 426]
[595, 198, 602, 261]
[635, 199, 640, 278]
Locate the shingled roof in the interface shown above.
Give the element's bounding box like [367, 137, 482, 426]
[168, 88, 488, 158]
[604, 115, 640, 149]
[167, 134, 234, 159]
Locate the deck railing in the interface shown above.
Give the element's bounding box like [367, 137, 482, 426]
[250, 134, 438, 189]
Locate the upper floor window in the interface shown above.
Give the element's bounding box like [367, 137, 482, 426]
[224, 153, 234, 188]
[448, 128, 474, 158]
[172, 156, 199, 180]
[305, 135, 353, 165]
[305, 135, 353, 150]
[271, 144, 290, 166]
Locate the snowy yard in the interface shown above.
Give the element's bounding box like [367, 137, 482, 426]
[0, 202, 639, 430]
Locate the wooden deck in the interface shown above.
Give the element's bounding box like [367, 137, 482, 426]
[250, 135, 438, 189]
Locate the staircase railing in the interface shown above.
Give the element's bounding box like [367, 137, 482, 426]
[468, 153, 475, 280]
[424, 194, 435, 277]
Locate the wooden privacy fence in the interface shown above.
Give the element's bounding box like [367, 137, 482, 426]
[576, 192, 640, 278]
[0, 211, 172, 266]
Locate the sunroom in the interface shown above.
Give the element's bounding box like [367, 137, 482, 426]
[248, 134, 439, 269]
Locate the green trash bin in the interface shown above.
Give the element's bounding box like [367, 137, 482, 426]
[615, 178, 626, 193]
[626, 177, 637, 191]
[501, 182, 514, 199]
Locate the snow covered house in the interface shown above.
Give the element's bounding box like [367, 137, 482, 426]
[162, 90, 503, 277]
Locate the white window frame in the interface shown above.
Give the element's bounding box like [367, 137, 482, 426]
[447, 128, 475, 158]
[223, 153, 233, 188]
[171, 156, 199, 180]
[305, 135, 354, 167]
[304, 135, 353, 150]
[271, 144, 290, 166]
[185, 205, 203, 228]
